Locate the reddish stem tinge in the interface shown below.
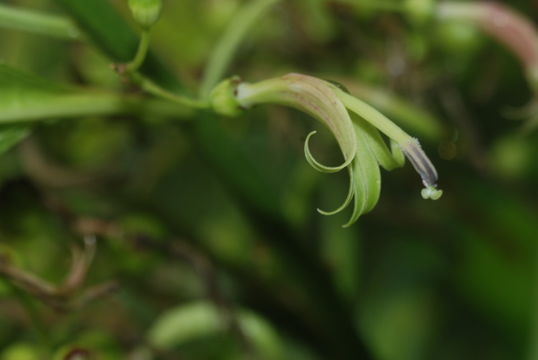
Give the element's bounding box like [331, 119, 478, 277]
[438, 2, 538, 86]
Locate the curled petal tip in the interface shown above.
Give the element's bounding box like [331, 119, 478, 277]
[316, 166, 355, 217]
[421, 185, 443, 200]
[304, 131, 355, 173]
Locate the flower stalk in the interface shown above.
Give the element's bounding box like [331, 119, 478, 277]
[126, 30, 151, 73]
[120, 0, 208, 109]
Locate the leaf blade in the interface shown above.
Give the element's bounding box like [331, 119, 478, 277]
[0, 125, 30, 155]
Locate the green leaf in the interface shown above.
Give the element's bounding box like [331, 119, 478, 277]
[0, 64, 190, 123]
[0, 125, 30, 155]
[52, 0, 137, 62]
[52, 0, 182, 91]
[0, 4, 80, 40]
[148, 301, 283, 359]
[1, 343, 41, 360]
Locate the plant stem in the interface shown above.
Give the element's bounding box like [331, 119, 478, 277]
[199, 0, 281, 98]
[123, 31, 208, 109]
[127, 30, 151, 72]
[0, 4, 80, 40]
[0, 92, 193, 123]
[129, 72, 209, 109]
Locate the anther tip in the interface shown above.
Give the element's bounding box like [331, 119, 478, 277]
[421, 185, 443, 200]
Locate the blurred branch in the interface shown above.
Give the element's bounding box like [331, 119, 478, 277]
[0, 4, 81, 40]
[200, 0, 281, 97]
[19, 138, 99, 188]
[130, 194, 374, 360]
[437, 2, 538, 84]
[0, 91, 193, 124]
[0, 238, 118, 312]
[120, 71, 209, 109]
[73, 217, 256, 358]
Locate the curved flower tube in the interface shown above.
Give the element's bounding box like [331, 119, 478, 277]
[236, 74, 358, 173]
[211, 73, 442, 226]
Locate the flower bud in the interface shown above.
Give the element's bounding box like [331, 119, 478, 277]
[128, 0, 163, 29]
[209, 77, 244, 117]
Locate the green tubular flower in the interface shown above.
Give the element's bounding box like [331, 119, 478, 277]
[236, 73, 358, 173]
[211, 73, 442, 226]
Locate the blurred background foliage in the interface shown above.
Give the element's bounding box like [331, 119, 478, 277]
[0, 0, 538, 359]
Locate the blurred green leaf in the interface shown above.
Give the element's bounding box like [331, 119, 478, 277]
[1, 343, 40, 360]
[0, 4, 80, 40]
[52, 0, 183, 91]
[148, 301, 282, 359]
[362, 291, 436, 360]
[0, 63, 188, 123]
[0, 126, 30, 155]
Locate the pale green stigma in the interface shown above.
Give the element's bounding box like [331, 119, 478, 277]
[421, 186, 443, 200]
